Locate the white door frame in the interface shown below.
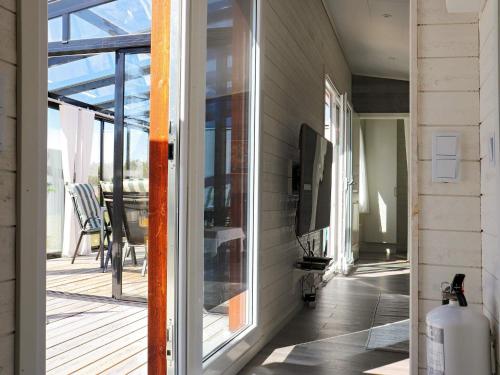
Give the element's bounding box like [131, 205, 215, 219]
[324, 77, 343, 266]
[178, 1, 262, 374]
[340, 98, 354, 273]
[16, 0, 48, 373]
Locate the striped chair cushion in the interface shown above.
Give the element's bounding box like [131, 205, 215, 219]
[100, 179, 149, 194]
[67, 183, 101, 231]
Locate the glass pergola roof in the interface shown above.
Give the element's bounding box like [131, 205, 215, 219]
[48, 0, 152, 126]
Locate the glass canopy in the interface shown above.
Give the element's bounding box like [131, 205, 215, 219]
[48, 0, 152, 126]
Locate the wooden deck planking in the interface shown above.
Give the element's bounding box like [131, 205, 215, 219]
[46, 254, 234, 372]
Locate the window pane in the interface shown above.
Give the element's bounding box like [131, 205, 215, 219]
[124, 126, 149, 179]
[48, 53, 116, 112]
[88, 120, 102, 191]
[47, 107, 65, 254]
[48, 17, 62, 42]
[203, 0, 255, 357]
[70, 0, 152, 40]
[102, 122, 114, 181]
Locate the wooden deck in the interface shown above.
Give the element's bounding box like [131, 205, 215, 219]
[46, 253, 232, 373]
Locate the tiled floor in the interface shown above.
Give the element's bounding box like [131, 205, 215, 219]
[240, 251, 410, 375]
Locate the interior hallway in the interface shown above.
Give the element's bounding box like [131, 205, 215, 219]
[241, 254, 409, 375]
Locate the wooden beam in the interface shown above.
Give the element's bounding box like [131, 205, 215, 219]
[148, 0, 170, 372]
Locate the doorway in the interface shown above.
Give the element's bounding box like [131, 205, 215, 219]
[324, 78, 355, 274]
[358, 117, 409, 260]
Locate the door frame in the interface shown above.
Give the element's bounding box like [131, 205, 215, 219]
[340, 98, 354, 273]
[178, 0, 262, 373]
[324, 76, 343, 266]
[16, 0, 48, 373]
[16, 0, 419, 374]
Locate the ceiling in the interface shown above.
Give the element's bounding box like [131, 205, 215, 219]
[324, 0, 409, 81]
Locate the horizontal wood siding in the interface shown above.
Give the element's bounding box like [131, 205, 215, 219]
[0, 1, 16, 374]
[259, 0, 351, 341]
[417, 0, 481, 371]
[479, 0, 500, 370]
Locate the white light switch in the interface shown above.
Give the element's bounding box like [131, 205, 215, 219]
[432, 132, 460, 183]
[435, 136, 458, 156]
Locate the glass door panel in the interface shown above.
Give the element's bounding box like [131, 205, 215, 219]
[121, 51, 151, 301]
[110, 49, 151, 302]
[203, 0, 256, 358]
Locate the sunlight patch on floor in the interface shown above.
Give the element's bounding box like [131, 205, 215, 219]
[363, 358, 409, 374]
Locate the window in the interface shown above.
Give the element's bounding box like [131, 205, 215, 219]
[202, 0, 257, 358]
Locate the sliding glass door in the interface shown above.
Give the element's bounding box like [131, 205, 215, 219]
[202, 0, 257, 358]
[342, 101, 354, 272]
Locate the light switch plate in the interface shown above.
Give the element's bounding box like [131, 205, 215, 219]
[432, 131, 461, 183]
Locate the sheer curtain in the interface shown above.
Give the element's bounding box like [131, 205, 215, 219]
[60, 105, 95, 257]
[359, 124, 370, 214]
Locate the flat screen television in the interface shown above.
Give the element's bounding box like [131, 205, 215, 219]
[296, 124, 333, 236]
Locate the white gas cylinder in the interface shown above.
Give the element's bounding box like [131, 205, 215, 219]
[426, 276, 491, 375]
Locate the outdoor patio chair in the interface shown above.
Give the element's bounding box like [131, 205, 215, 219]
[101, 180, 149, 275]
[67, 183, 111, 264]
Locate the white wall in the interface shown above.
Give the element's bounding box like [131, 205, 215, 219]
[257, 0, 351, 352]
[360, 119, 398, 244]
[0, 0, 16, 373]
[417, 0, 481, 371]
[479, 0, 500, 369]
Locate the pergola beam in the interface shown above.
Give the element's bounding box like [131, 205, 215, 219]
[50, 65, 150, 96]
[49, 0, 114, 19]
[48, 54, 97, 67]
[76, 9, 129, 36]
[48, 34, 151, 56]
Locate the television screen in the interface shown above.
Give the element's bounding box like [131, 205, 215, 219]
[296, 124, 333, 236]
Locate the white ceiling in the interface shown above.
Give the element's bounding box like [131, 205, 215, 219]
[324, 0, 410, 81]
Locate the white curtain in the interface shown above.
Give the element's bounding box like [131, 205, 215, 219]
[60, 105, 96, 257]
[76, 109, 96, 255]
[359, 124, 370, 214]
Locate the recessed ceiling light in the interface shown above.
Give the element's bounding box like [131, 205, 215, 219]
[382, 13, 392, 18]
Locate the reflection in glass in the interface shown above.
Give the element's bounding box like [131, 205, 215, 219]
[203, 0, 255, 357]
[120, 52, 151, 301]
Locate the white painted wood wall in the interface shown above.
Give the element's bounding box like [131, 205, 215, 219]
[417, 0, 481, 372]
[0, 0, 16, 373]
[258, 0, 351, 341]
[479, 0, 500, 370]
